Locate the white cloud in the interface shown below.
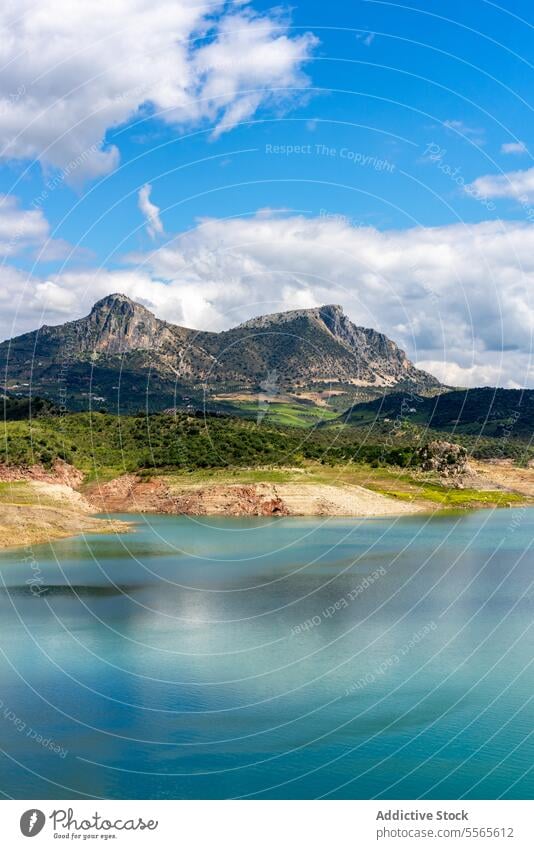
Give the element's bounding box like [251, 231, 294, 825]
[138, 184, 163, 239]
[415, 357, 528, 390]
[356, 32, 375, 47]
[2, 268, 165, 337]
[0, 194, 49, 256]
[31, 280, 80, 315]
[443, 120, 485, 143]
[2, 214, 534, 388]
[0, 1, 317, 181]
[467, 167, 534, 200]
[501, 141, 528, 155]
[0, 194, 71, 259]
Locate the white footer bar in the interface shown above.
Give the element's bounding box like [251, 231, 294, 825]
[4, 799, 533, 848]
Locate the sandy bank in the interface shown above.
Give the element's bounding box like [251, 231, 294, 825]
[0, 503, 128, 550]
[2, 456, 531, 550]
[0, 467, 130, 551]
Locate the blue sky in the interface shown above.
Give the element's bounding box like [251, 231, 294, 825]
[1, 0, 533, 386]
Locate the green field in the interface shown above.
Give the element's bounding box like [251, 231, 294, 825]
[230, 400, 339, 427]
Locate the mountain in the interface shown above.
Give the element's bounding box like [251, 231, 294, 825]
[225, 304, 428, 385]
[0, 293, 442, 412]
[341, 388, 534, 441]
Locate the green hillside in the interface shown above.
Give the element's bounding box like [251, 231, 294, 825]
[340, 388, 534, 443]
[2, 402, 532, 482]
[0, 410, 417, 478]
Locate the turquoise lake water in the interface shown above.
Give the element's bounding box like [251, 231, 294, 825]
[0, 507, 532, 800]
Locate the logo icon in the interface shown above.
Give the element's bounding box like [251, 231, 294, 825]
[20, 809, 45, 837]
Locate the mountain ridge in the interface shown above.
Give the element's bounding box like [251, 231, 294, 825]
[0, 293, 442, 412]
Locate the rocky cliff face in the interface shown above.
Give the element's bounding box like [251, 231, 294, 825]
[35, 293, 189, 356]
[73, 293, 175, 354]
[0, 294, 442, 408]
[233, 302, 435, 387]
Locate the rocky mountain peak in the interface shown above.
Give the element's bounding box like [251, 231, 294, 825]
[318, 303, 344, 319]
[236, 303, 347, 331]
[90, 292, 150, 318]
[318, 303, 353, 336]
[79, 293, 165, 354]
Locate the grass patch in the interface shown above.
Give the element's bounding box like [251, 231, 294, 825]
[0, 480, 76, 509]
[231, 401, 339, 428]
[373, 483, 525, 508]
[0, 481, 44, 506]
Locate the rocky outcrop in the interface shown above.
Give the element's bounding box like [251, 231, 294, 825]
[87, 476, 288, 516]
[74, 293, 176, 354]
[0, 459, 83, 488]
[171, 485, 289, 517]
[234, 303, 439, 388]
[418, 440, 469, 480]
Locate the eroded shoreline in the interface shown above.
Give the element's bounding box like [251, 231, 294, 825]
[0, 464, 130, 551]
[86, 474, 426, 518]
[0, 458, 530, 551]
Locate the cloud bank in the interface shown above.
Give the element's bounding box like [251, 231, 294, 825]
[0, 0, 317, 181]
[0, 195, 49, 257]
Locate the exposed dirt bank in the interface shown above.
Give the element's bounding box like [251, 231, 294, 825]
[0, 462, 129, 551]
[2, 456, 533, 550]
[0, 458, 84, 488]
[86, 474, 424, 518]
[469, 460, 534, 497]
